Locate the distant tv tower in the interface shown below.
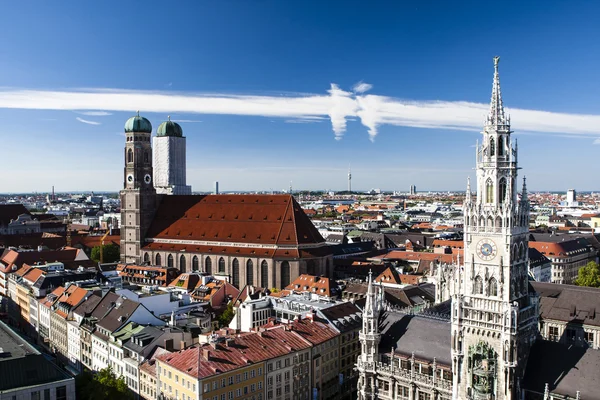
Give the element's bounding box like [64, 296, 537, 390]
[348, 165, 352, 193]
[289, 181, 293, 195]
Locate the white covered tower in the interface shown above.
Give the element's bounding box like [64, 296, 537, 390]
[153, 117, 192, 195]
[451, 57, 538, 400]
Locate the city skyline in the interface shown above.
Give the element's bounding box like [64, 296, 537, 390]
[2, 1, 600, 192]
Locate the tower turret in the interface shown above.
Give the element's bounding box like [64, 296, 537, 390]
[357, 271, 381, 400]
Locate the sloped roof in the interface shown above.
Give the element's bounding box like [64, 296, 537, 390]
[532, 281, 600, 327]
[145, 194, 324, 247]
[0, 204, 30, 226]
[285, 274, 336, 297]
[96, 298, 140, 333]
[374, 266, 403, 285]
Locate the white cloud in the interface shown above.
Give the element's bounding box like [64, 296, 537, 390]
[0, 86, 599, 141]
[173, 119, 202, 123]
[76, 117, 101, 125]
[594, 138, 600, 145]
[353, 81, 373, 94]
[75, 111, 112, 116]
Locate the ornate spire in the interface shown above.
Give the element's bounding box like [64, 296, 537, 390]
[466, 177, 472, 203]
[487, 56, 508, 127]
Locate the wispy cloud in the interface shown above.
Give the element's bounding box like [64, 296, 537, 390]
[75, 111, 112, 116]
[353, 81, 373, 94]
[173, 119, 202, 123]
[76, 117, 101, 125]
[594, 138, 600, 145]
[1, 86, 600, 141]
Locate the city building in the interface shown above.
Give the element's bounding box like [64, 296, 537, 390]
[529, 238, 596, 284]
[119, 113, 333, 290]
[0, 320, 75, 399]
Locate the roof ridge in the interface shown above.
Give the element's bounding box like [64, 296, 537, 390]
[274, 195, 294, 246]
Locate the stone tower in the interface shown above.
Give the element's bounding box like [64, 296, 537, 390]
[451, 57, 538, 400]
[153, 117, 192, 195]
[120, 112, 157, 264]
[356, 271, 382, 400]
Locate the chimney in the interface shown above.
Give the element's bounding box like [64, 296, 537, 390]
[180, 340, 186, 350]
[203, 348, 210, 360]
[164, 338, 174, 352]
[225, 338, 235, 347]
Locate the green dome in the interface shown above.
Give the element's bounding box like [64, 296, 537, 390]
[124, 112, 152, 133]
[156, 117, 183, 137]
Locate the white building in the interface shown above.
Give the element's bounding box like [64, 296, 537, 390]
[152, 118, 192, 195]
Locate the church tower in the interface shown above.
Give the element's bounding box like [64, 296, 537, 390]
[153, 117, 192, 195]
[120, 112, 157, 264]
[356, 271, 382, 400]
[451, 57, 538, 400]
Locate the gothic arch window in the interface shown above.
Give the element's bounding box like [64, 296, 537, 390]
[179, 255, 186, 273]
[261, 260, 269, 288]
[143, 253, 150, 264]
[192, 256, 199, 271]
[144, 151, 149, 164]
[205, 257, 212, 274]
[127, 148, 133, 163]
[489, 137, 496, 156]
[246, 259, 254, 286]
[499, 178, 507, 203]
[155, 253, 161, 266]
[281, 261, 291, 289]
[167, 254, 174, 268]
[474, 276, 483, 295]
[489, 278, 498, 296]
[512, 244, 518, 261]
[487, 216, 494, 229]
[218, 257, 226, 273]
[232, 258, 240, 288]
[486, 179, 494, 203]
[495, 216, 502, 229]
[498, 136, 504, 156]
[519, 243, 526, 260]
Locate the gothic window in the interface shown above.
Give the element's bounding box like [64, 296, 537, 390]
[179, 255, 186, 273]
[261, 260, 269, 288]
[155, 254, 161, 266]
[205, 257, 212, 274]
[232, 258, 240, 288]
[281, 261, 291, 289]
[499, 178, 507, 203]
[495, 216, 502, 229]
[489, 278, 498, 296]
[519, 243, 525, 260]
[144, 151, 149, 164]
[143, 253, 150, 264]
[474, 276, 483, 295]
[218, 257, 226, 273]
[498, 136, 504, 156]
[127, 148, 133, 163]
[192, 256, 199, 271]
[487, 217, 494, 229]
[486, 179, 494, 203]
[246, 260, 254, 286]
[512, 244, 518, 261]
[167, 254, 174, 268]
[489, 138, 495, 156]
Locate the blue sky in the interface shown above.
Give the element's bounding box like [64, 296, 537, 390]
[1, 1, 600, 193]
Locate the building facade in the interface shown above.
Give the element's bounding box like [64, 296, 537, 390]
[152, 118, 192, 195]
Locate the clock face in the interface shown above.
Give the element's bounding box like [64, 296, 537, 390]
[144, 174, 152, 184]
[477, 239, 497, 261]
[127, 174, 134, 183]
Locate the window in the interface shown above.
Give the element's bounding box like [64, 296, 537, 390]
[498, 136, 504, 156]
[143, 253, 150, 264]
[144, 151, 149, 163]
[261, 260, 269, 288]
[489, 137, 495, 156]
[218, 257, 226, 273]
[486, 179, 494, 203]
[474, 276, 483, 295]
[168, 254, 174, 268]
[232, 258, 240, 287]
[156, 253, 162, 266]
[281, 261, 291, 288]
[43, 389, 50, 400]
[192, 256, 199, 271]
[585, 331, 594, 345]
[31, 392, 40, 400]
[205, 257, 212, 274]
[127, 148, 133, 163]
[179, 255, 186, 272]
[418, 392, 431, 400]
[246, 259, 254, 285]
[499, 178, 507, 203]
[489, 278, 498, 296]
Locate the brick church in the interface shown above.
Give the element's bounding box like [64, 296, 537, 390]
[119, 114, 332, 290]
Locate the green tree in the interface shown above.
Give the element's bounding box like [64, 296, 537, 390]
[218, 302, 235, 327]
[90, 243, 121, 263]
[76, 367, 133, 400]
[574, 261, 600, 288]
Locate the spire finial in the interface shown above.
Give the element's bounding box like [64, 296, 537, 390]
[168, 115, 171, 121]
[466, 177, 472, 202]
[487, 56, 507, 127]
[136, 110, 140, 116]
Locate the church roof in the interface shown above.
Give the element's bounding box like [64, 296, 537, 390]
[145, 194, 326, 250]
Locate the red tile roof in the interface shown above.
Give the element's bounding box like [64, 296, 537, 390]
[145, 195, 325, 247]
[285, 274, 335, 297]
[372, 250, 459, 265]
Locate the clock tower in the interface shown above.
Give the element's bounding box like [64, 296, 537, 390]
[451, 57, 538, 400]
[120, 112, 157, 264]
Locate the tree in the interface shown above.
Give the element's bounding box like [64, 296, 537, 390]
[574, 261, 600, 288]
[218, 302, 235, 327]
[90, 243, 121, 263]
[76, 367, 133, 400]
